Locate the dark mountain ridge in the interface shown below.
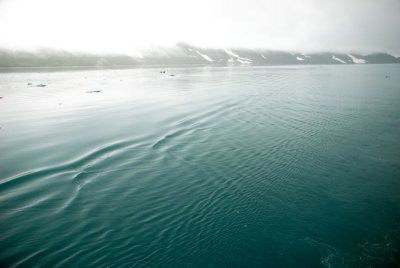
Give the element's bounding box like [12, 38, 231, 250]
[1, 44, 399, 67]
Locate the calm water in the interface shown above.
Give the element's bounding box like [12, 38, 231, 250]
[0, 65, 399, 267]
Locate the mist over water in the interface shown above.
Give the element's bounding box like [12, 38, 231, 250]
[0, 65, 400, 267]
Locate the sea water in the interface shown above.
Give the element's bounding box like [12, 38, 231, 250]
[0, 65, 399, 267]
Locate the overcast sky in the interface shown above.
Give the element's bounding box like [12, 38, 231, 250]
[0, 0, 399, 55]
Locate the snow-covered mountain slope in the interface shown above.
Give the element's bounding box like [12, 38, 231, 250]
[1, 44, 399, 67]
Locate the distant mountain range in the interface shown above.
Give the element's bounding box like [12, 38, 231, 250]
[1, 43, 399, 67]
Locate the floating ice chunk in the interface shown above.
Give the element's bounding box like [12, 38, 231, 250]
[296, 57, 305, 61]
[347, 54, 367, 64]
[261, 54, 267, 59]
[331, 55, 346, 64]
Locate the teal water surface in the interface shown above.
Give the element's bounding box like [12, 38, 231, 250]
[0, 65, 400, 267]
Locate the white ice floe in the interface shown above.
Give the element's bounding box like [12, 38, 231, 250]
[225, 49, 252, 64]
[331, 55, 346, 64]
[296, 56, 305, 61]
[196, 51, 214, 62]
[347, 54, 367, 64]
[261, 54, 267, 59]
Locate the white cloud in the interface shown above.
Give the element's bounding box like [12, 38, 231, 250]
[0, 0, 399, 54]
